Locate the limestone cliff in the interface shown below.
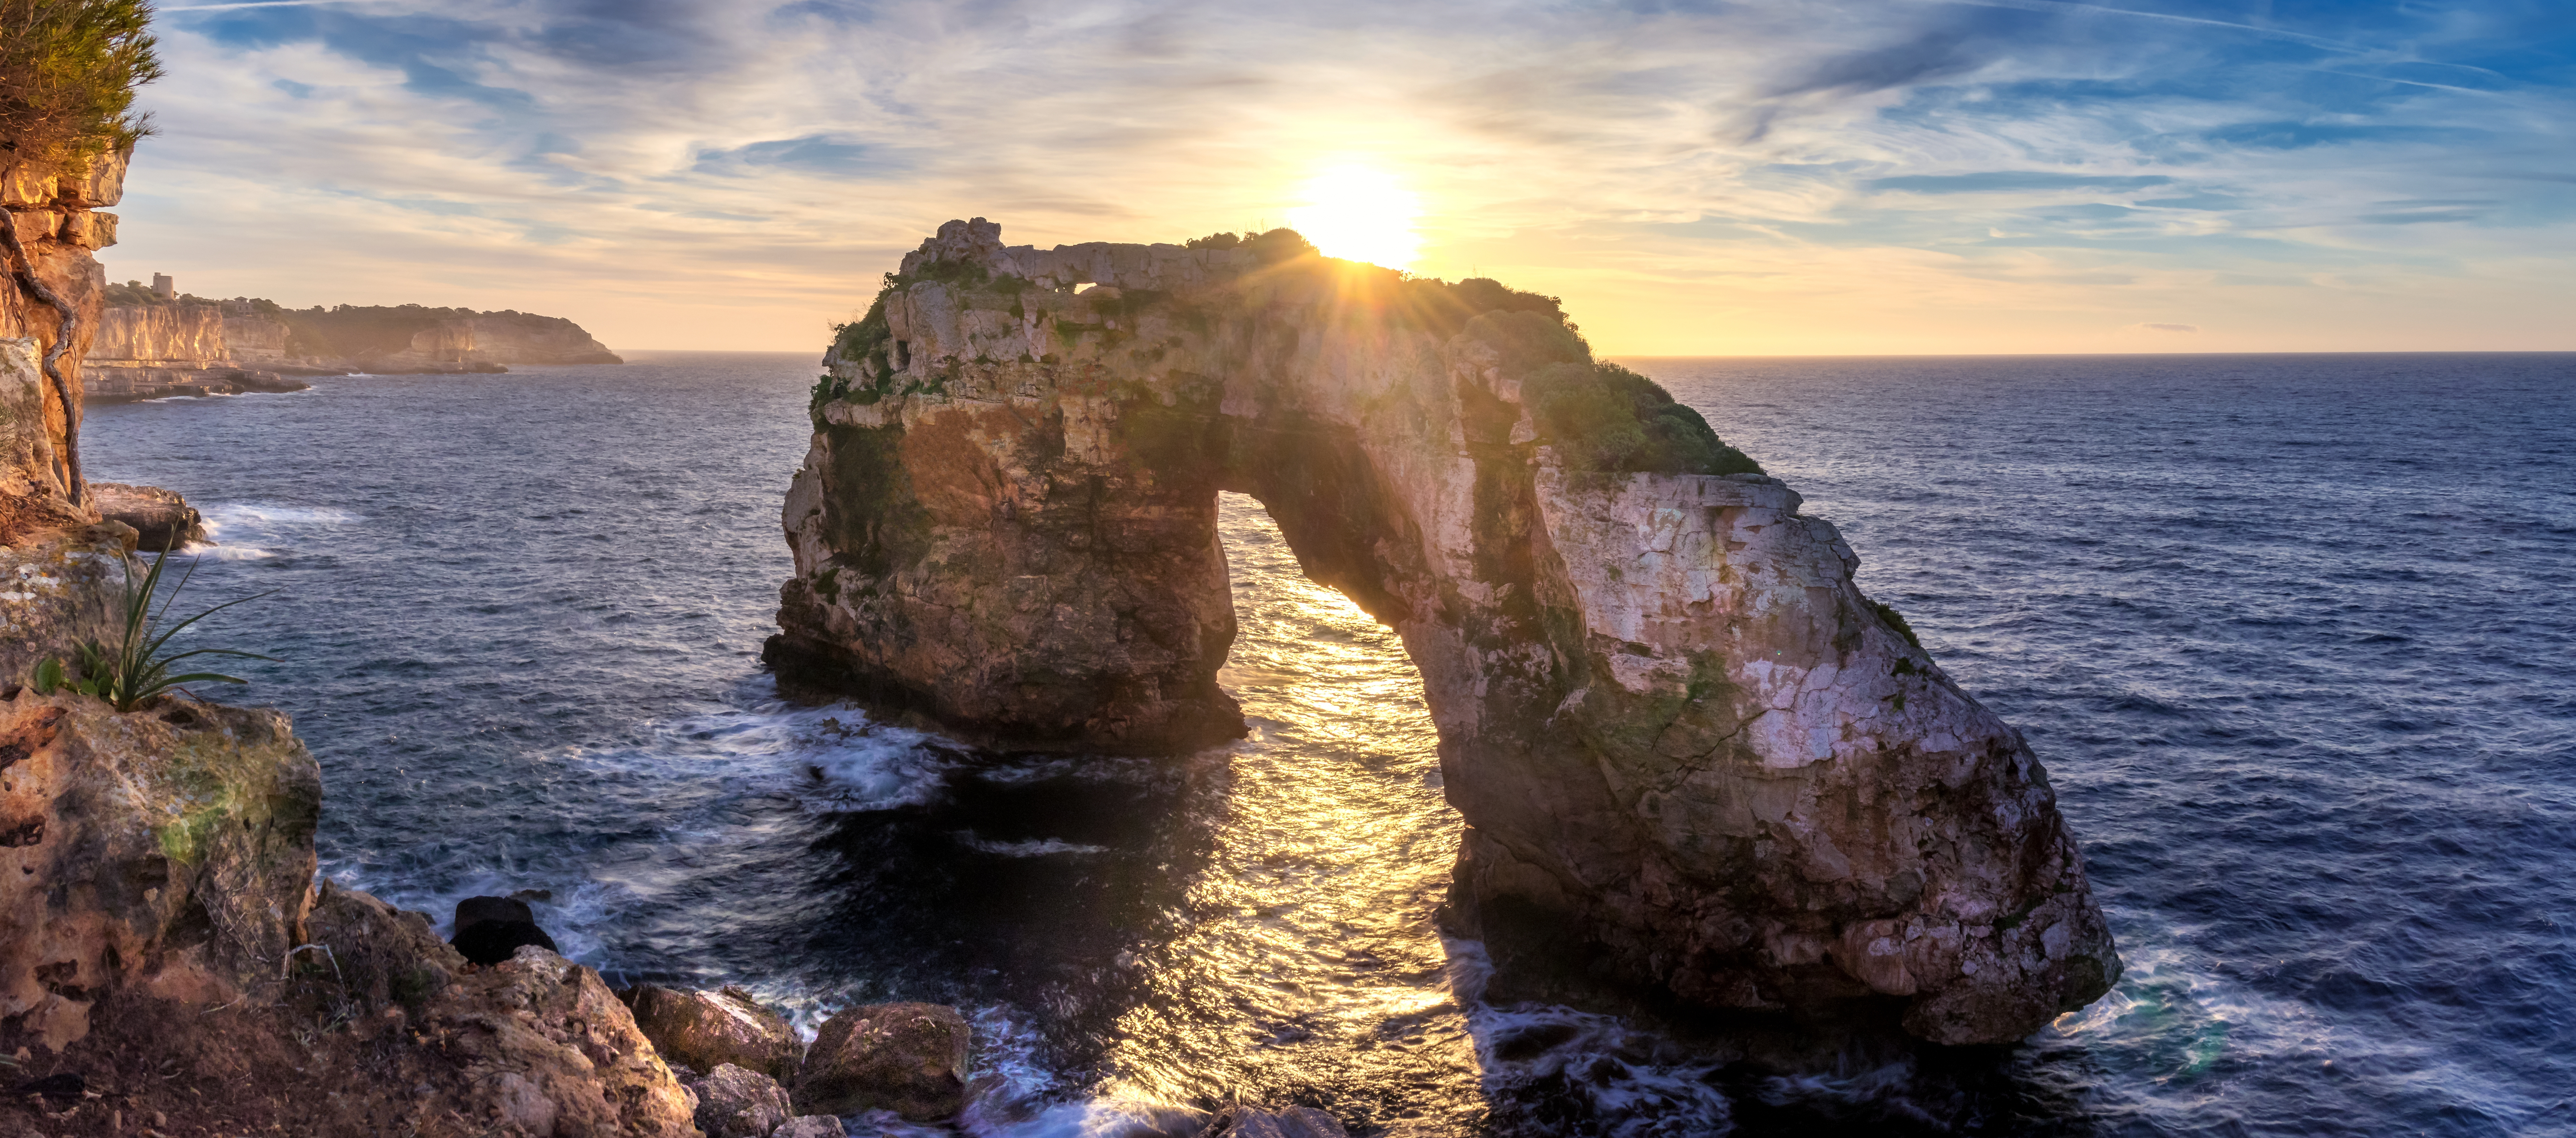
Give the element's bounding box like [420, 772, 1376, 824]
[771, 219, 2120, 1045]
[1, 149, 120, 503]
[267, 305, 624, 370]
[83, 295, 623, 396]
[89, 298, 225, 367]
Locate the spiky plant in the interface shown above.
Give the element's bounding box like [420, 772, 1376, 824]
[33, 541, 273, 712]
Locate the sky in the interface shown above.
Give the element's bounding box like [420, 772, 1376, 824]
[102, 0, 2576, 355]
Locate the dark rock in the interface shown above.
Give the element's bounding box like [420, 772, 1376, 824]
[792, 1002, 970, 1121]
[449, 895, 557, 966]
[690, 1063, 792, 1138]
[776, 1117, 847, 1138]
[1198, 1105, 1349, 1138]
[629, 984, 803, 1083]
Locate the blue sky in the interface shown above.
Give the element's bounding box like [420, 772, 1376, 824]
[106, 0, 2576, 353]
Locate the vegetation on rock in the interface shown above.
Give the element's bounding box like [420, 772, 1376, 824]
[33, 540, 273, 711]
[0, 0, 160, 174]
[1464, 309, 1763, 477]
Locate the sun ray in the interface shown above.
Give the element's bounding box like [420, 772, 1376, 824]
[1286, 166, 1422, 269]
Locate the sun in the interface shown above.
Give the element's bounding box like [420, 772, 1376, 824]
[1286, 166, 1422, 269]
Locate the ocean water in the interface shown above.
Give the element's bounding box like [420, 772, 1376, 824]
[76, 351, 2576, 1136]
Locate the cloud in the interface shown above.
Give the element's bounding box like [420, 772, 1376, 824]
[100, 0, 2576, 353]
[1869, 173, 2175, 194]
[2141, 323, 2200, 333]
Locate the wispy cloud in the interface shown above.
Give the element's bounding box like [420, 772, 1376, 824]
[101, 0, 2576, 353]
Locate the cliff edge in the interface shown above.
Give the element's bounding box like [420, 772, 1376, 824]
[770, 218, 2120, 1045]
[1, 338, 696, 1136]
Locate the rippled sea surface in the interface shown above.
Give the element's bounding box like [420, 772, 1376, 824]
[80, 351, 2576, 1136]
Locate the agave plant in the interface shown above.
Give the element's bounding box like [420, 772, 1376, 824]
[32, 540, 274, 712]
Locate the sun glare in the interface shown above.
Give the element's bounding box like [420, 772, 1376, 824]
[1286, 167, 1422, 269]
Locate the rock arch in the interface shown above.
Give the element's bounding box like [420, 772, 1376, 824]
[770, 219, 2117, 1045]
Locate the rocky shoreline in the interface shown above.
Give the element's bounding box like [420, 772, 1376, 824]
[2, 326, 1338, 1138]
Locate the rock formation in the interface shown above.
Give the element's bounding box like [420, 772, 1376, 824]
[772, 219, 2120, 1045]
[793, 1002, 972, 1121]
[2, 149, 119, 501]
[2, 339, 699, 1135]
[88, 481, 204, 550]
[83, 291, 624, 397]
[83, 298, 308, 401]
[627, 982, 805, 1082]
[257, 304, 624, 371]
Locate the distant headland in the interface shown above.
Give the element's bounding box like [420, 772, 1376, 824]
[83, 274, 621, 402]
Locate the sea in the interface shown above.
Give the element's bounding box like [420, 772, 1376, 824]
[79, 351, 2576, 1137]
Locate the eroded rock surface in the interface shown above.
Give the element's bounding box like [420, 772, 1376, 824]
[0, 690, 320, 1050]
[793, 1001, 971, 1121]
[691, 1062, 795, 1138]
[629, 982, 803, 1082]
[89, 481, 204, 550]
[773, 219, 2120, 1044]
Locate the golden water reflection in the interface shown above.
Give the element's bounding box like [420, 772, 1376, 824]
[1093, 492, 1483, 1128]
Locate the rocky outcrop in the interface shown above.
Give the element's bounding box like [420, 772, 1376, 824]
[0, 691, 321, 1050]
[793, 1001, 971, 1121]
[628, 983, 804, 1082]
[88, 481, 204, 550]
[3, 339, 703, 1134]
[772, 219, 2120, 1045]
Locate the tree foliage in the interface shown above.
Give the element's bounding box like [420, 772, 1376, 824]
[0, 0, 161, 174]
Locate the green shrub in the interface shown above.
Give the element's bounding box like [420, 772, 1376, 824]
[1184, 232, 1243, 251]
[32, 541, 273, 713]
[1523, 360, 1763, 476]
[0, 0, 162, 174]
[1868, 599, 1924, 652]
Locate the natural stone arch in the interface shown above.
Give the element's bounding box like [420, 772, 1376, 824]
[770, 219, 2118, 1045]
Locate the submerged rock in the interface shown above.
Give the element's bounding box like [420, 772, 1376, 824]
[88, 481, 204, 550]
[690, 1062, 794, 1138]
[776, 1116, 848, 1138]
[449, 894, 559, 965]
[792, 1002, 971, 1121]
[1198, 1105, 1350, 1138]
[771, 219, 2120, 1045]
[628, 983, 803, 1082]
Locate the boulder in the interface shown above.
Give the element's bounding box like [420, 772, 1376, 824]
[423, 944, 700, 1135]
[690, 1062, 793, 1138]
[792, 1002, 971, 1121]
[1198, 1106, 1349, 1138]
[776, 1117, 847, 1138]
[628, 983, 802, 1082]
[86, 482, 203, 551]
[450, 894, 559, 965]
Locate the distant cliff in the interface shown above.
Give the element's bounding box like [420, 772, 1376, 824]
[252, 301, 625, 369]
[84, 288, 621, 399]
